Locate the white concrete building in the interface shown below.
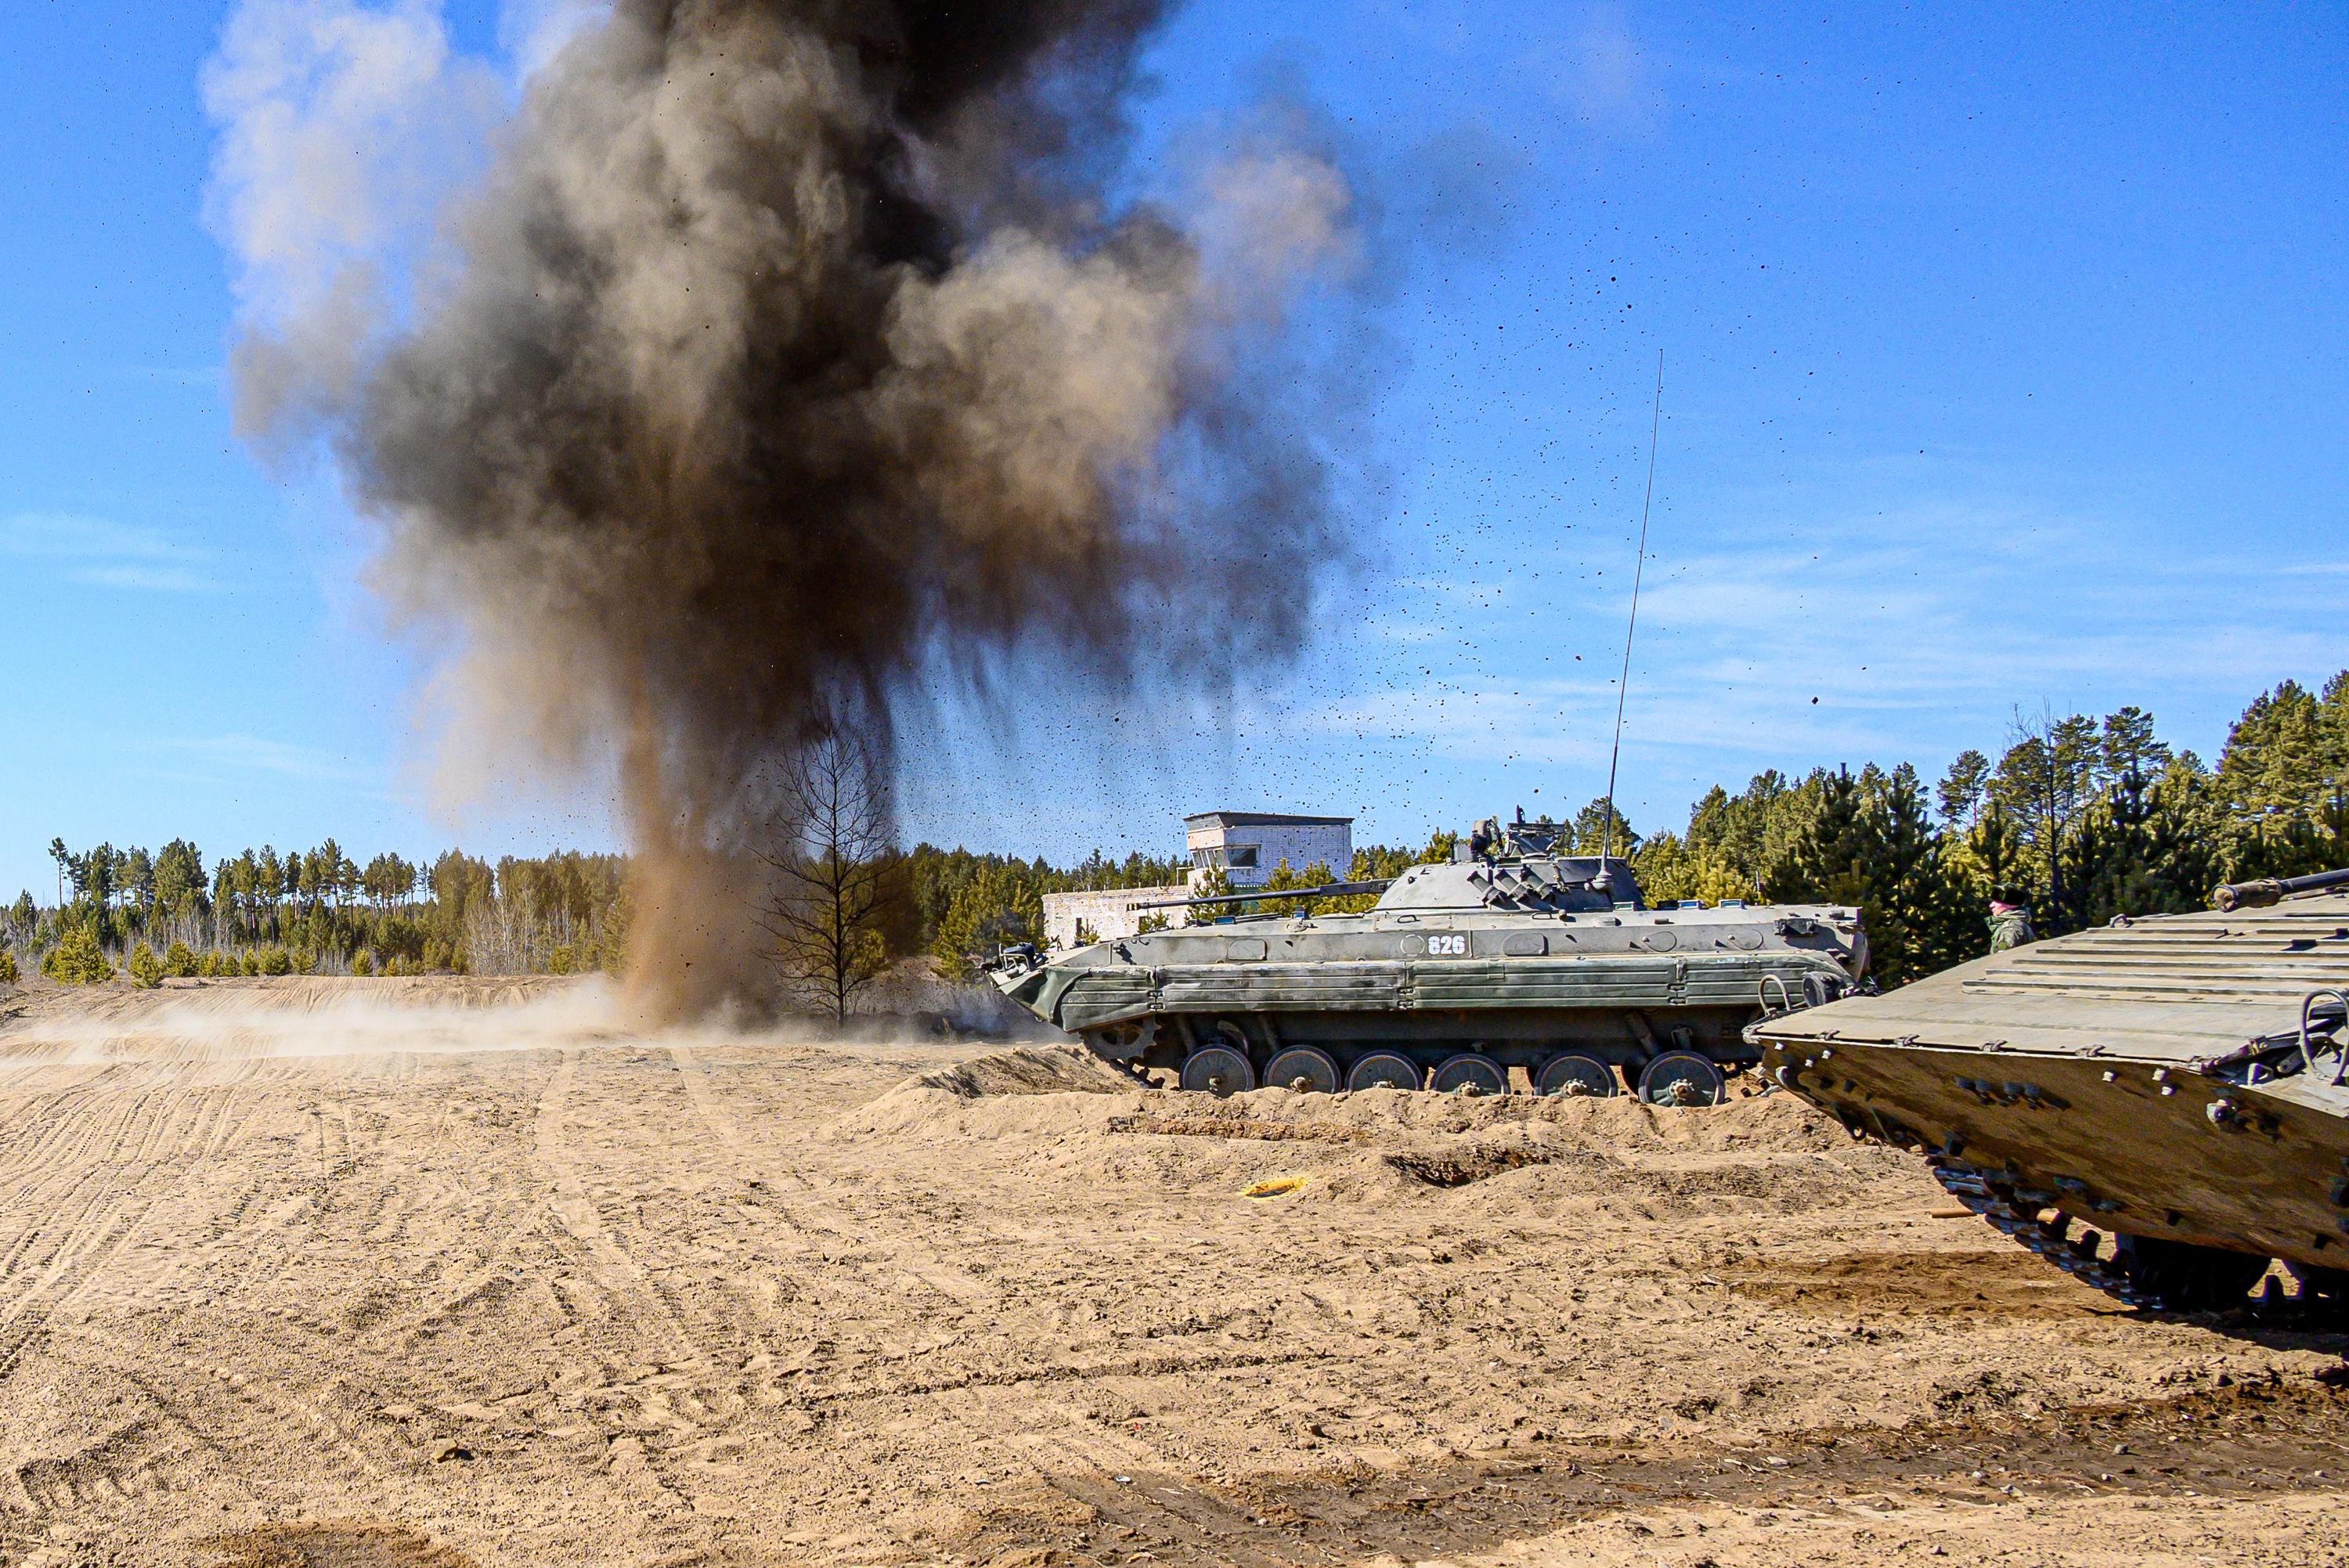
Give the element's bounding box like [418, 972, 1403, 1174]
[1184, 812, 1354, 892]
[1037, 809, 1358, 948]
[1041, 885, 1189, 949]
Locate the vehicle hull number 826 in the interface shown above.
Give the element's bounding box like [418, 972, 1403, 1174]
[1426, 934, 1470, 957]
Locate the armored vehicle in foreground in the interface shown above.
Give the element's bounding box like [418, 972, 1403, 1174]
[993, 813, 1864, 1103]
[1748, 868, 2349, 1311]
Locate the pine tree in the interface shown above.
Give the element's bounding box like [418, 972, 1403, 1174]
[1936, 750, 1990, 828]
[1865, 763, 1973, 986]
[2212, 673, 2349, 878]
[933, 860, 1042, 980]
[1259, 859, 1340, 917]
[1986, 711, 2099, 928]
[2098, 706, 2171, 786]
[1629, 831, 1749, 907]
[1571, 797, 1638, 856]
[153, 840, 206, 921]
[41, 926, 113, 986]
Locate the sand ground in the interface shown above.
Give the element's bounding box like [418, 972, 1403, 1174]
[0, 976, 2344, 1568]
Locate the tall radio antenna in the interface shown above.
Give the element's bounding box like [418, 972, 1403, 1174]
[1600, 348, 1665, 866]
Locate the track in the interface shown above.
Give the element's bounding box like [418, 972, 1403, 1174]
[1925, 1155, 2154, 1307]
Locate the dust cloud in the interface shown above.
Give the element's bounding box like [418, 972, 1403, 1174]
[207, 2, 1360, 1015]
[0, 975, 622, 1066]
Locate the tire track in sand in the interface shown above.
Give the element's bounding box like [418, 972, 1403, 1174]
[664, 1039, 1000, 1314]
[532, 1048, 702, 1364]
[0, 1069, 251, 1385]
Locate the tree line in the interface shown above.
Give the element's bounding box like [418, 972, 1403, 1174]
[4, 841, 627, 988]
[1616, 674, 2348, 986]
[7, 671, 2342, 1004]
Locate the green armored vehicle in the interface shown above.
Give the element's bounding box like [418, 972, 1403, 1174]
[1748, 867, 2349, 1311]
[993, 812, 1865, 1103]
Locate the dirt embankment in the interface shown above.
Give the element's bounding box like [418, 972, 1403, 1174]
[0, 993, 2342, 1567]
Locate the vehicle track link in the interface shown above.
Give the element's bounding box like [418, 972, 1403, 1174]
[1924, 1155, 2152, 1310]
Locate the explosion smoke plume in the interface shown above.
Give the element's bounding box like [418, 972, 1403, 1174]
[208, 1, 1356, 1013]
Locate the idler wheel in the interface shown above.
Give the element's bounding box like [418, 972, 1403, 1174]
[1637, 1051, 1725, 1108]
[1535, 1053, 1618, 1098]
[1265, 1046, 1341, 1094]
[2111, 1235, 2271, 1311]
[1430, 1053, 1507, 1097]
[1345, 1051, 1422, 1093]
[1179, 1044, 1256, 1097]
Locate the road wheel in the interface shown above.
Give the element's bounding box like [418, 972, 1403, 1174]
[1264, 1046, 1341, 1094]
[1180, 1044, 1255, 1096]
[1429, 1053, 1507, 1096]
[1535, 1053, 1617, 1098]
[1345, 1051, 1421, 1092]
[1637, 1051, 1725, 1107]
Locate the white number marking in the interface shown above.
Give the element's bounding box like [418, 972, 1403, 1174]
[1427, 934, 1470, 957]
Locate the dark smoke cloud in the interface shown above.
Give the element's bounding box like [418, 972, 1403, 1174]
[214, 0, 1358, 1014]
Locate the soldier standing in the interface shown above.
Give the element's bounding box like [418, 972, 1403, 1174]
[1988, 889, 2037, 951]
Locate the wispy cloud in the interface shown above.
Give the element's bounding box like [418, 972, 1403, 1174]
[120, 363, 227, 389]
[1552, 3, 1665, 135]
[1297, 488, 2349, 776]
[0, 512, 222, 593]
[155, 735, 374, 787]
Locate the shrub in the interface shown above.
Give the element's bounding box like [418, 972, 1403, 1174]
[352, 950, 375, 977]
[258, 946, 292, 977]
[548, 943, 576, 976]
[164, 940, 198, 979]
[240, 950, 262, 977]
[128, 943, 164, 989]
[41, 927, 114, 986]
[381, 955, 403, 977]
[0, 949, 18, 987]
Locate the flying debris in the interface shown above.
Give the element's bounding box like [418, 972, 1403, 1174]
[215, 0, 1359, 1015]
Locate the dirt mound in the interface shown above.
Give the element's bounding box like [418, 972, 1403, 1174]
[832, 1044, 1140, 1136]
[1162, 1081, 1850, 1156]
[980, 1081, 1901, 1221]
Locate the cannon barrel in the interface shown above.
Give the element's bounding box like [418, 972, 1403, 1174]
[2210, 866, 2349, 912]
[1131, 879, 1392, 913]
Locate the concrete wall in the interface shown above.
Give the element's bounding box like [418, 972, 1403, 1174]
[1041, 885, 1190, 949]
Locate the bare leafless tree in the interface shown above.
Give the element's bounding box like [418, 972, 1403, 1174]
[758, 728, 904, 1021]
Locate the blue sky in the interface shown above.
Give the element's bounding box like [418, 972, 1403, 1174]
[3, 2, 2346, 902]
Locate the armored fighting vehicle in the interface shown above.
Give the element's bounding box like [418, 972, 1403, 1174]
[992, 812, 1865, 1104]
[1748, 867, 2349, 1311]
